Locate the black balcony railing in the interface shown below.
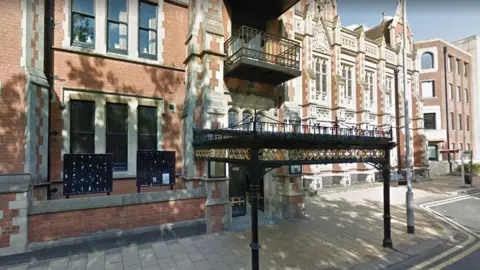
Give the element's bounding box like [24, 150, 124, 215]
[224, 25, 301, 70]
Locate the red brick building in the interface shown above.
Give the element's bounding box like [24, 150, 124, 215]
[0, 0, 427, 255]
[414, 39, 473, 174]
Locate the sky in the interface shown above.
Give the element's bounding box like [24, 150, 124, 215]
[336, 0, 480, 42]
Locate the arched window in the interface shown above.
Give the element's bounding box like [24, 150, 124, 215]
[228, 109, 238, 128]
[242, 110, 252, 131]
[421, 52, 434, 70]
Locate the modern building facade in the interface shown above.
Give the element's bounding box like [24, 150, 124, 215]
[0, 0, 427, 255]
[453, 35, 480, 161]
[414, 39, 473, 173]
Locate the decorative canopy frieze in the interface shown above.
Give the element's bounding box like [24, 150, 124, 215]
[193, 112, 395, 166]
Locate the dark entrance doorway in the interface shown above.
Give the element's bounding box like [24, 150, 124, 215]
[229, 164, 247, 217]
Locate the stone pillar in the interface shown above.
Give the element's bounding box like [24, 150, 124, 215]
[21, 0, 50, 188]
[0, 174, 33, 256]
[183, 0, 231, 232]
[281, 175, 305, 219]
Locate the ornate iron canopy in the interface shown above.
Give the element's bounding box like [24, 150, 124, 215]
[192, 111, 396, 270]
[193, 113, 395, 167]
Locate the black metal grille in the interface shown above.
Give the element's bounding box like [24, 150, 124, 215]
[194, 116, 393, 147]
[224, 25, 301, 70]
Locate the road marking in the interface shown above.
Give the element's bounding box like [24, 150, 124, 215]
[430, 241, 480, 270]
[421, 192, 480, 207]
[407, 194, 480, 270]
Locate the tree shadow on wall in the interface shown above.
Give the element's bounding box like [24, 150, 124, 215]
[0, 74, 27, 174]
[50, 55, 185, 181]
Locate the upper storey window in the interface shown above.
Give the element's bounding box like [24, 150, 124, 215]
[314, 58, 328, 101]
[139, 1, 158, 60]
[341, 64, 353, 99]
[421, 52, 434, 70]
[71, 0, 95, 48]
[107, 0, 128, 54]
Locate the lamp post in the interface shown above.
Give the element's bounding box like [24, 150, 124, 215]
[402, 0, 415, 234]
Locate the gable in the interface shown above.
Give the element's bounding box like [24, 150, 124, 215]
[312, 20, 331, 53]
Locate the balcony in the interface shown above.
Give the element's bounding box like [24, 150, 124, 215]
[224, 26, 301, 85]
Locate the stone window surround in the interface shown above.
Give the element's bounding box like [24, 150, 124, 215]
[416, 46, 439, 74]
[61, 88, 164, 180]
[364, 68, 377, 111]
[340, 59, 356, 109]
[62, 0, 166, 65]
[420, 80, 436, 99]
[312, 53, 331, 104]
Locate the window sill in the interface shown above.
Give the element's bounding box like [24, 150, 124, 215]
[54, 46, 185, 72]
[113, 171, 136, 180]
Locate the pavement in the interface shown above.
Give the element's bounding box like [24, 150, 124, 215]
[0, 175, 477, 270]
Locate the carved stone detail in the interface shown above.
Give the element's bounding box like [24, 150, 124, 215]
[312, 21, 330, 53]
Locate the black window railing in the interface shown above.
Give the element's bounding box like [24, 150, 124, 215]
[224, 25, 301, 70]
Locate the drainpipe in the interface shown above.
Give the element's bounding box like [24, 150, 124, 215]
[444, 46, 452, 173]
[394, 69, 402, 174]
[45, 0, 53, 199]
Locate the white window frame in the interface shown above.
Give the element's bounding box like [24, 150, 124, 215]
[421, 80, 435, 98]
[313, 57, 329, 103]
[365, 69, 376, 109]
[62, 89, 164, 179]
[62, 0, 166, 65]
[341, 63, 354, 101]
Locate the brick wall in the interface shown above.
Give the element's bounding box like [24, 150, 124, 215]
[28, 198, 205, 243]
[49, 50, 186, 180]
[414, 40, 474, 159]
[0, 0, 27, 174]
[43, 178, 188, 200]
[0, 190, 30, 256]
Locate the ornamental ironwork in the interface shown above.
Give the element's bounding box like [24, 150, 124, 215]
[191, 110, 397, 270]
[195, 149, 250, 160]
[224, 25, 301, 70]
[258, 148, 385, 161]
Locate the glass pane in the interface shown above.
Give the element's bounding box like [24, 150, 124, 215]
[108, 22, 128, 51]
[228, 111, 237, 127]
[71, 133, 94, 154]
[108, 0, 127, 22]
[70, 101, 95, 132]
[290, 165, 302, 174]
[72, 14, 95, 44]
[315, 61, 320, 72]
[139, 29, 157, 56]
[138, 135, 157, 151]
[322, 61, 327, 73]
[209, 162, 226, 178]
[138, 106, 157, 135]
[428, 146, 437, 160]
[139, 1, 157, 29]
[72, 0, 94, 15]
[106, 103, 128, 134]
[322, 74, 327, 92]
[106, 134, 128, 170]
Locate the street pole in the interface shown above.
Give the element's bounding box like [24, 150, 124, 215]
[402, 0, 415, 234]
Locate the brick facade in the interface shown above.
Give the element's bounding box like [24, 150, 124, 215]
[28, 198, 205, 243]
[0, 0, 433, 254]
[414, 39, 474, 166]
[0, 0, 27, 175]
